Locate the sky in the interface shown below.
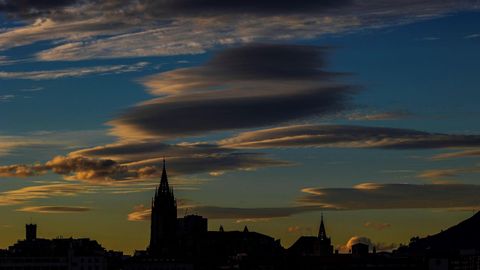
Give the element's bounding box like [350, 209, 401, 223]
[1, 0, 480, 254]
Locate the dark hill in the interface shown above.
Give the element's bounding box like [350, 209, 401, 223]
[406, 212, 480, 255]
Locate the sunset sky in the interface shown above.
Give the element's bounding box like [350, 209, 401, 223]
[1, 0, 480, 254]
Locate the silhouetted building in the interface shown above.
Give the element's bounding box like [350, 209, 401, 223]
[25, 223, 37, 241]
[288, 214, 334, 256]
[1, 228, 113, 270]
[148, 159, 178, 257]
[318, 214, 334, 255]
[352, 243, 369, 256]
[10, 161, 480, 269]
[177, 215, 208, 236]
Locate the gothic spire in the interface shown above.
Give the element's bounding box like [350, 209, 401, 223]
[159, 158, 169, 193]
[318, 212, 327, 240]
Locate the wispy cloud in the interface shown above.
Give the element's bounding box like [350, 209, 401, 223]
[0, 94, 15, 102]
[0, 1, 476, 60]
[0, 183, 89, 206]
[220, 124, 480, 149]
[0, 62, 149, 80]
[464, 33, 480, 39]
[432, 149, 480, 160]
[417, 166, 480, 180]
[345, 110, 411, 121]
[363, 221, 391, 231]
[300, 183, 480, 209]
[128, 204, 319, 222]
[0, 130, 112, 158]
[17, 205, 91, 213]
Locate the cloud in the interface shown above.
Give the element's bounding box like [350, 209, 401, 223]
[128, 204, 318, 221]
[0, 62, 148, 80]
[363, 222, 391, 231]
[17, 205, 91, 213]
[339, 236, 398, 253]
[0, 129, 113, 160]
[70, 139, 289, 177]
[0, 147, 288, 181]
[0, 0, 79, 17]
[0, 183, 88, 206]
[69, 141, 234, 163]
[125, 153, 289, 176]
[0, 136, 57, 158]
[432, 149, 480, 160]
[129, 182, 480, 221]
[300, 183, 480, 210]
[0, 94, 15, 102]
[0, 163, 47, 177]
[136, 0, 353, 17]
[110, 44, 353, 140]
[464, 33, 480, 39]
[340, 236, 373, 252]
[0, 0, 474, 60]
[0, 0, 474, 61]
[0, 155, 160, 181]
[417, 166, 480, 180]
[220, 124, 480, 149]
[345, 111, 411, 121]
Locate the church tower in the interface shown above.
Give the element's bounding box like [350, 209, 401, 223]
[149, 159, 177, 257]
[318, 213, 334, 255]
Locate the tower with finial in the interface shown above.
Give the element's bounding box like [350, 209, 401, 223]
[148, 158, 178, 257]
[317, 213, 333, 255]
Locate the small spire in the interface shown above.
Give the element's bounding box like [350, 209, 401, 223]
[219, 225, 224, 232]
[159, 158, 169, 192]
[243, 226, 249, 233]
[318, 212, 327, 240]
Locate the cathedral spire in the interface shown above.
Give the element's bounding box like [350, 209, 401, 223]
[149, 157, 177, 256]
[159, 158, 169, 192]
[318, 212, 327, 240]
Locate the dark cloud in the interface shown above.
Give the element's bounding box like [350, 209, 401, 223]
[300, 183, 480, 210]
[0, 143, 288, 181]
[220, 124, 480, 149]
[0, 0, 351, 18]
[143, 0, 352, 17]
[112, 44, 353, 139]
[125, 153, 289, 176]
[198, 44, 336, 80]
[0, 164, 47, 177]
[70, 140, 289, 176]
[128, 204, 318, 221]
[70, 141, 234, 163]
[0, 156, 153, 182]
[0, 0, 79, 17]
[0, 0, 477, 60]
[193, 205, 316, 219]
[129, 182, 480, 221]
